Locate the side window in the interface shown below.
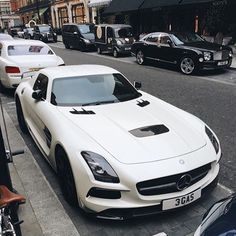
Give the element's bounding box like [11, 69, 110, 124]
[33, 73, 48, 100]
[146, 35, 159, 43]
[159, 35, 171, 46]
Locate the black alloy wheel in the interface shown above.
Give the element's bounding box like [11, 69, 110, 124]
[136, 50, 145, 65]
[56, 148, 78, 206]
[179, 57, 196, 75]
[15, 98, 28, 133]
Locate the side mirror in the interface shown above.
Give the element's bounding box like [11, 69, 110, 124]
[134, 81, 142, 90]
[32, 90, 43, 101]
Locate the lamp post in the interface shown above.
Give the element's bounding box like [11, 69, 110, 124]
[36, 0, 41, 23]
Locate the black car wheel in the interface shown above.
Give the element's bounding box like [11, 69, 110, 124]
[180, 57, 196, 75]
[113, 48, 118, 58]
[136, 50, 145, 65]
[97, 47, 102, 54]
[64, 41, 70, 49]
[56, 148, 78, 206]
[15, 97, 28, 133]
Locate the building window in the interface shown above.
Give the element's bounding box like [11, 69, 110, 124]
[72, 4, 85, 24]
[58, 7, 68, 28]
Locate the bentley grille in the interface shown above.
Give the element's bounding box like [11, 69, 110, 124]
[213, 50, 230, 60]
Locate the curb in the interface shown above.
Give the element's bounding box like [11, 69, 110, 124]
[2, 109, 80, 236]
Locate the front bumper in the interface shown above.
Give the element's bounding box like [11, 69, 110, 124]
[115, 44, 133, 54]
[78, 159, 220, 220]
[94, 175, 219, 220]
[200, 57, 232, 69]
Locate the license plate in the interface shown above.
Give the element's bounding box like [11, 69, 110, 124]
[162, 189, 201, 210]
[125, 47, 131, 51]
[29, 68, 41, 72]
[218, 61, 228, 66]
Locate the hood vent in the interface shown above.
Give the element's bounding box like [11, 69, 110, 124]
[70, 108, 95, 115]
[129, 125, 169, 138]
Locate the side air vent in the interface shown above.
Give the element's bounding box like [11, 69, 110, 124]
[70, 108, 95, 115]
[137, 100, 150, 107]
[129, 125, 169, 138]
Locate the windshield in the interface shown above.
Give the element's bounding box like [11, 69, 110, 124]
[51, 73, 141, 106]
[78, 24, 94, 34]
[115, 27, 133, 38]
[39, 26, 51, 32]
[8, 45, 54, 56]
[172, 32, 204, 45]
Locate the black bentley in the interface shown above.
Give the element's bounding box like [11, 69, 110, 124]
[131, 32, 233, 75]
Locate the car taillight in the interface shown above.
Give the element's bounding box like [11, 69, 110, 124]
[5, 66, 20, 73]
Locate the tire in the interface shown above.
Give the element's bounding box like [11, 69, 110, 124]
[97, 47, 102, 54]
[179, 57, 196, 75]
[113, 48, 118, 58]
[56, 148, 78, 206]
[10, 203, 22, 236]
[136, 50, 145, 65]
[15, 97, 28, 133]
[64, 42, 70, 49]
[0, 79, 5, 92]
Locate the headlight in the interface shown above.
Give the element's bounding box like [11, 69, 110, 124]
[116, 40, 123, 46]
[205, 126, 219, 154]
[203, 52, 211, 61]
[53, 33, 57, 36]
[81, 151, 119, 183]
[229, 51, 233, 57]
[83, 38, 90, 44]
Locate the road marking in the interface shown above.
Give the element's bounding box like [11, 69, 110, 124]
[217, 183, 234, 194]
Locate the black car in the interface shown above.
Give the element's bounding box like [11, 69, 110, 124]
[131, 32, 233, 75]
[62, 23, 95, 51]
[194, 194, 236, 236]
[33, 24, 57, 43]
[95, 24, 134, 57]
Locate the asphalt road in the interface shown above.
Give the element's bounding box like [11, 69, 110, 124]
[1, 42, 236, 236]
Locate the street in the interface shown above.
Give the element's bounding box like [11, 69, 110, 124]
[1, 42, 236, 236]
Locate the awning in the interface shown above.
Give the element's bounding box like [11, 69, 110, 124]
[140, 0, 181, 10]
[104, 0, 145, 14]
[88, 0, 111, 7]
[39, 7, 48, 16]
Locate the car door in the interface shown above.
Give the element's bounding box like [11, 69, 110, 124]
[143, 33, 160, 60]
[157, 34, 177, 64]
[33, 26, 40, 40]
[107, 26, 114, 51]
[22, 74, 52, 157]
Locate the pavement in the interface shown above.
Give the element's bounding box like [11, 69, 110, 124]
[0, 109, 80, 236]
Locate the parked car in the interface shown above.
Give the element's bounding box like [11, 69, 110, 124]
[15, 65, 221, 219]
[0, 40, 64, 89]
[0, 33, 13, 40]
[23, 27, 34, 39]
[131, 32, 233, 75]
[62, 23, 95, 51]
[95, 24, 134, 57]
[8, 26, 22, 37]
[194, 194, 236, 236]
[33, 24, 57, 43]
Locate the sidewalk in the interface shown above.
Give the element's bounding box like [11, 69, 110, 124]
[1, 109, 80, 236]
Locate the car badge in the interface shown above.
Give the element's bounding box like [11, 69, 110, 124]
[179, 159, 185, 165]
[176, 174, 192, 191]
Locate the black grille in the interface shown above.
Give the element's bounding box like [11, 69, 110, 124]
[137, 163, 211, 196]
[222, 50, 230, 60]
[87, 188, 121, 199]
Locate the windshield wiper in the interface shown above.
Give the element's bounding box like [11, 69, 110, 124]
[81, 100, 117, 106]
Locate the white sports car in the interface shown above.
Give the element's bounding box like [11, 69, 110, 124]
[0, 40, 64, 89]
[15, 65, 221, 219]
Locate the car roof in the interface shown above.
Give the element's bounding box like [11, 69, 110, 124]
[1, 40, 48, 46]
[96, 24, 132, 28]
[40, 65, 120, 79]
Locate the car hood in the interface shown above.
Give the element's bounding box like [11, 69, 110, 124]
[57, 94, 207, 164]
[179, 41, 229, 52]
[9, 55, 62, 72]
